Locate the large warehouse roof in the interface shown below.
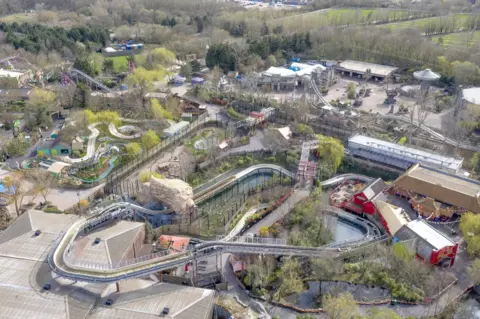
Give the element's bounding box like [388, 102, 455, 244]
[348, 134, 463, 173]
[394, 164, 480, 213]
[337, 60, 398, 77]
[89, 282, 215, 319]
[462, 87, 480, 105]
[74, 220, 144, 266]
[0, 210, 215, 319]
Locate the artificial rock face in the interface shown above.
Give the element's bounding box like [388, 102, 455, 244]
[139, 176, 195, 215]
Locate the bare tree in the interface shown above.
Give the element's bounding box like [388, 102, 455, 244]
[30, 169, 55, 204]
[408, 89, 434, 145]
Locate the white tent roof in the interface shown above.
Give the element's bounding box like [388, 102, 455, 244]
[276, 126, 292, 140]
[263, 67, 296, 77]
[413, 69, 440, 81]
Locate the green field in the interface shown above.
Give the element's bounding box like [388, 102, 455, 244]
[378, 14, 476, 35]
[432, 31, 480, 47]
[106, 56, 129, 73]
[267, 8, 434, 33]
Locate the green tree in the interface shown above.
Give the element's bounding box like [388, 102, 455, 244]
[126, 67, 168, 96]
[72, 83, 90, 109]
[179, 63, 192, 78]
[296, 315, 316, 319]
[73, 54, 103, 77]
[190, 60, 201, 73]
[150, 99, 173, 120]
[295, 123, 314, 135]
[141, 130, 160, 150]
[83, 110, 97, 124]
[125, 142, 142, 157]
[346, 82, 356, 100]
[471, 153, 480, 175]
[316, 134, 345, 172]
[460, 212, 480, 256]
[150, 48, 176, 67]
[28, 88, 56, 107]
[259, 226, 269, 237]
[206, 43, 237, 73]
[277, 259, 304, 299]
[323, 293, 359, 319]
[96, 110, 120, 127]
[468, 259, 480, 285]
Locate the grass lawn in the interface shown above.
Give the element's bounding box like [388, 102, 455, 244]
[106, 56, 129, 73]
[268, 8, 433, 32]
[431, 31, 480, 47]
[0, 13, 39, 24]
[378, 13, 473, 32]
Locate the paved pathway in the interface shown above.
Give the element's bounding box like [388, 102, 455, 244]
[108, 122, 142, 139]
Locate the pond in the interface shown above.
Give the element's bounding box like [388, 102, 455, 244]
[334, 220, 365, 243]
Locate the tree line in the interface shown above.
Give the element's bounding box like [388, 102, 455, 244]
[0, 22, 108, 54]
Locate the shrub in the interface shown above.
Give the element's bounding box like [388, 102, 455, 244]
[44, 205, 63, 214]
[152, 172, 164, 179]
[227, 107, 244, 120]
[398, 136, 407, 145]
[139, 170, 152, 183]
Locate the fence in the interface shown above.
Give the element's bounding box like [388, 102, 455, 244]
[104, 113, 225, 193]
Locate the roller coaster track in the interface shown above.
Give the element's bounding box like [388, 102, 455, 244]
[70, 68, 114, 93]
[47, 170, 383, 282]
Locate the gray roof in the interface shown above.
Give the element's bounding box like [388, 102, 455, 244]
[0, 256, 105, 319]
[0, 210, 214, 319]
[337, 60, 398, 77]
[74, 221, 144, 266]
[89, 282, 215, 319]
[0, 210, 78, 261]
[348, 134, 463, 172]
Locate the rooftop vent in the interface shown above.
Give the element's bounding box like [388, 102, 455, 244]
[105, 299, 113, 306]
[34, 230, 41, 236]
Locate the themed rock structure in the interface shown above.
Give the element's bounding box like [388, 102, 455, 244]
[153, 146, 195, 180]
[138, 175, 196, 215]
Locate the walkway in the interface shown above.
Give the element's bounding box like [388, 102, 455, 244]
[247, 190, 310, 235]
[108, 122, 142, 139]
[61, 122, 99, 164]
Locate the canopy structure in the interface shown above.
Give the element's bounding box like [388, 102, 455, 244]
[413, 69, 440, 82]
[191, 77, 205, 85]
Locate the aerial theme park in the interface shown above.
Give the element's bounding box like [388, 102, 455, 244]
[3, 7, 480, 316]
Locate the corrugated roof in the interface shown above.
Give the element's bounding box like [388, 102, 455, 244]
[163, 121, 190, 136]
[348, 134, 463, 172]
[394, 164, 480, 213]
[406, 219, 455, 250]
[338, 60, 398, 77]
